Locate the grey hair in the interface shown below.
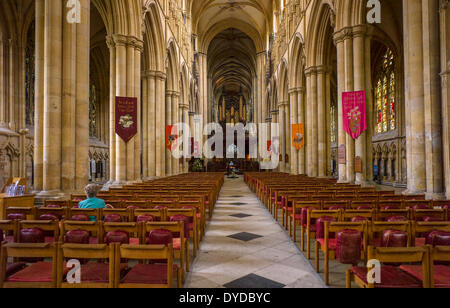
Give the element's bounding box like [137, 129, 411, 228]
[85, 184, 99, 198]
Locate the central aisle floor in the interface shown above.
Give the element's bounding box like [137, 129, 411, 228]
[184, 176, 325, 288]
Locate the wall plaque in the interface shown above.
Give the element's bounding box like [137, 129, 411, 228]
[355, 156, 362, 173]
[338, 144, 346, 164]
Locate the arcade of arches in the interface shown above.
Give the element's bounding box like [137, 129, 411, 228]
[0, 0, 449, 200]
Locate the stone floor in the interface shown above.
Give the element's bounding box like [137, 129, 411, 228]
[184, 176, 325, 288]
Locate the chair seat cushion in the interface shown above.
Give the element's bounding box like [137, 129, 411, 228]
[5, 262, 26, 277]
[415, 238, 426, 247]
[350, 265, 422, 288]
[129, 238, 140, 245]
[78, 263, 128, 283]
[400, 265, 450, 288]
[317, 238, 337, 250]
[121, 264, 178, 285]
[7, 262, 54, 283]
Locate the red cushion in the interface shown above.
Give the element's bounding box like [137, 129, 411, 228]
[351, 216, 369, 222]
[382, 206, 401, 210]
[148, 229, 173, 246]
[7, 262, 54, 283]
[422, 216, 444, 222]
[20, 228, 45, 243]
[75, 263, 127, 283]
[104, 214, 123, 223]
[415, 238, 426, 247]
[5, 262, 26, 277]
[89, 237, 99, 244]
[426, 231, 450, 247]
[169, 215, 190, 238]
[350, 265, 422, 288]
[336, 230, 362, 265]
[129, 238, 140, 245]
[154, 206, 168, 210]
[65, 230, 90, 244]
[7, 213, 26, 221]
[357, 205, 373, 210]
[105, 230, 130, 245]
[400, 265, 450, 288]
[46, 204, 61, 208]
[71, 214, 90, 221]
[137, 215, 154, 223]
[316, 217, 336, 239]
[121, 264, 177, 285]
[39, 214, 59, 221]
[381, 230, 408, 247]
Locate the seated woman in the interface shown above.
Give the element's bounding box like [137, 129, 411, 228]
[78, 184, 106, 221]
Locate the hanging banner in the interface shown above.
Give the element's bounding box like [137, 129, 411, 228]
[115, 97, 138, 143]
[291, 124, 305, 150]
[166, 125, 179, 151]
[267, 140, 272, 152]
[342, 90, 367, 139]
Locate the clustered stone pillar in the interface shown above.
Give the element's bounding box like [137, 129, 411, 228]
[403, 0, 443, 197]
[34, 0, 90, 195]
[289, 89, 298, 175]
[297, 87, 305, 174]
[106, 34, 143, 184]
[440, 0, 450, 199]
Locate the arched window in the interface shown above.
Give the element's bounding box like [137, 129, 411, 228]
[330, 103, 337, 143]
[25, 22, 35, 127]
[374, 48, 396, 134]
[89, 84, 97, 137]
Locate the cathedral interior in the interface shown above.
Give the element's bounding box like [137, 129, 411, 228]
[0, 0, 449, 290]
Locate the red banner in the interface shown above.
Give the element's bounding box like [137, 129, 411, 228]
[166, 125, 178, 151]
[267, 140, 272, 152]
[115, 97, 137, 143]
[342, 91, 367, 139]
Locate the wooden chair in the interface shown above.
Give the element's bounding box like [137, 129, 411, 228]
[0, 243, 59, 288]
[18, 220, 60, 243]
[179, 200, 205, 239]
[369, 221, 412, 247]
[403, 200, 433, 210]
[103, 222, 142, 245]
[68, 208, 101, 222]
[288, 201, 321, 248]
[61, 221, 103, 244]
[35, 207, 68, 221]
[343, 210, 375, 222]
[346, 246, 430, 288]
[44, 200, 69, 208]
[412, 209, 446, 222]
[350, 201, 377, 210]
[323, 201, 349, 210]
[411, 221, 450, 247]
[376, 209, 410, 221]
[57, 243, 116, 288]
[167, 209, 198, 257]
[316, 221, 368, 285]
[101, 208, 132, 222]
[143, 221, 189, 280]
[378, 200, 404, 210]
[104, 200, 124, 209]
[133, 208, 166, 222]
[429, 246, 450, 288]
[5, 207, 35, 221]
[116, 244, 181, 288]
[124, 201, 148, 209]
[306, 210, 342, 259]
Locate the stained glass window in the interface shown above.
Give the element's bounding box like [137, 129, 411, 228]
[330, 104, 337, 143]
[25, 23, 35, 127]
[89, 84, 98, 137]
[374, 48, 396, 134]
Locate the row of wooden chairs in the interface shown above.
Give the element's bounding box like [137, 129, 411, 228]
[0, 242, 180, 288]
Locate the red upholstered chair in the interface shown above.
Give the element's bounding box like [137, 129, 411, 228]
[18, 221, 59, 244]
[0, 240, 26, 279]
[124, 201, 148, 209]
[369, 221, 411, 248]
[346, 246, 430, 288]
[61, 221, 103, 245]
[0, 243, 59, 288]
[68, 208, 101, 222]
[168, 208, 198, 257]
[104, 200, 123, 209]
[179, 200, 205, 239]
[133, 208, 165, 222]
[343, 210, 375, 222]
[57, 243, 117, 288]
[350, 201, 377, 210]
[288, 201, 321, 246]
[316, 221, 368, 286]
[116, 244, 181, 288]
[412, 221, 450, 247]
[376, 209, 410, 222]
[44, 200, 69, 208]
[0, 220, 18, 243]
[412, 209, 446, 222]
[36, 207, 67, 221]
[5, 207, 35, 221]
[323, 201, 349, 211]
[103, 222, 142, 245]
[403, 200, 433, 210]
[306, 210, 342, 259]
[144, 222, 189, 278]
[378, 200, 404, 210]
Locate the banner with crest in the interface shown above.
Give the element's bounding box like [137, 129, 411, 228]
[115, 97, 137, 143]
[342, 91, 367, 139]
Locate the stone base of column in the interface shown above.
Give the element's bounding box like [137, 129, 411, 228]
[425, 192, 446, 201]
[36, 190, 66, 199]
[402, 189, 426, 196]
[355, 180, 376, 187]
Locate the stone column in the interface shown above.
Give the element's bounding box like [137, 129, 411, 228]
[0, 36, 5, 127]
[155, 72, 166, 177]
[317, 67, 327, 177]
[278, 105, 285, 172]
[285, 100, 291, 172]
[404, 0, 426, 193]
[142, 74, 149, 178]
[422, 0, 443, 198]
[440, 0, 450, 199]
[334, 31, 347, 182]
[344, 33, 355, 183]
[8, 39, 16, 132]
[353, 26, 368, 185]
[289, 89, 298, 175]
[310, 68, 318, 177]
[172, 92, 179, 175]
[33, 0, 45, 191]
[42, 0, 63, 194]
[305, 69, 313, 176]
[147, 72, 157, 177]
